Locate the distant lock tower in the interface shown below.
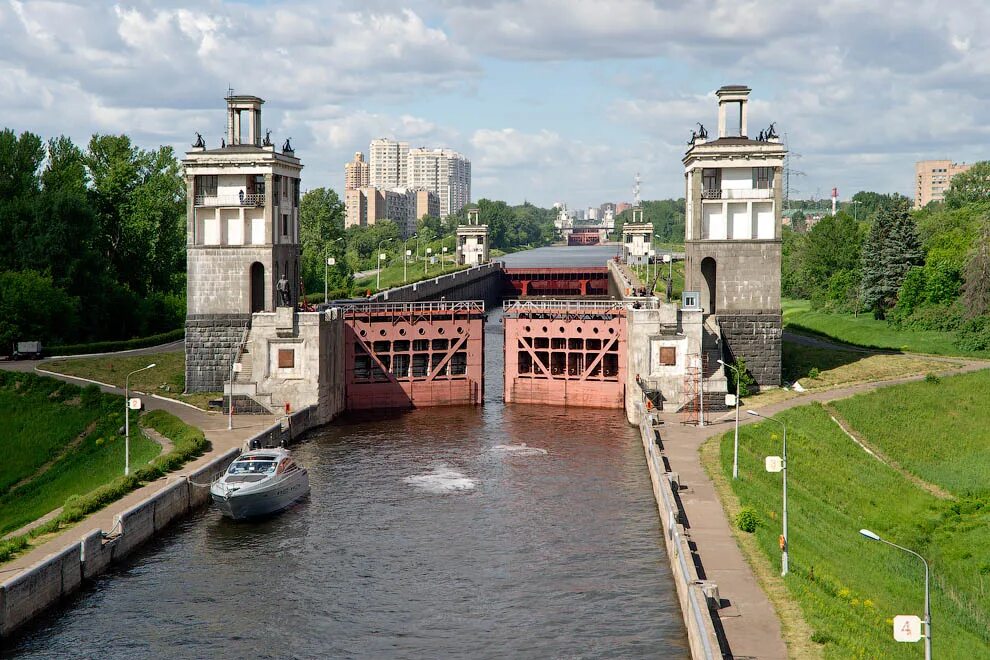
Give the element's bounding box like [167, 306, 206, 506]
[683, 86, 785, 386]
[183, 94, 303, 392]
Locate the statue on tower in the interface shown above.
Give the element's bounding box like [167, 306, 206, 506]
[282, 137, 293, 153]
[276, 274, 291, 307]
[263, 129, 273, 147]
[696, 123, 708, 139]
[192, 132, 205, 148]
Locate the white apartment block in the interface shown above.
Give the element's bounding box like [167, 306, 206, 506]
[407, 147, 471, 218]
[369, 138, 409, 188]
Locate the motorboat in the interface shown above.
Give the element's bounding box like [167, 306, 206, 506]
[210, 447, 310, 520]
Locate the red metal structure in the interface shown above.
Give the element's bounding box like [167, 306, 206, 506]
[342, 301, 485, 409]
[567, 228, 602, 245]
[503, 300, 626, 409]
[502, 267, 610, 298]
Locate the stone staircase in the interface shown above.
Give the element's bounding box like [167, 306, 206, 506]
[223, 331, 275, 415]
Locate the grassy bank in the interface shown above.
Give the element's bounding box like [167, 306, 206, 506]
[630, 260, 685, 298]
[0, 374, 209, 563]
[44, 351, 220, 410]
[354, 258, 468, 293]
[0, 372, 160, 536]
[782, 299, 988, 357]
[704, 372, 990, 657]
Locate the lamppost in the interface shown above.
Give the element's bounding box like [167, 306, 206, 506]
[403, 235, 416, 283]
[376, 238, 392, 291]
[718, 359, 741, 479]
[747, 409, 789, 576]
[325, 237, 343, 302]
[442, 240, 449, 272]
[228, 348, 236, 431]
[860, 529, 932, 660]
[425, 247, 432, 275]
[663, 253, 673, 302]
[124, 363, 156, 476]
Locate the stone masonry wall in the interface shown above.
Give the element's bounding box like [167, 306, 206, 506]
[718, 312, 782, 388]
[185, 313, 251, 392]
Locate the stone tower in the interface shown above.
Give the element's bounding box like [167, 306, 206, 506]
[683, 85, 785, 386]
[183, 94, 303, 392]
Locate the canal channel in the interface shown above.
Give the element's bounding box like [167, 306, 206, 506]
[6, 246, 689, 658]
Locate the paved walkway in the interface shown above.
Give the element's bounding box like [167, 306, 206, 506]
[0, 357, 275, 578]
[653, 356, 990, 659]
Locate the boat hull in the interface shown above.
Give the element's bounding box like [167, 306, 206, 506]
[211, 470, 310, 520]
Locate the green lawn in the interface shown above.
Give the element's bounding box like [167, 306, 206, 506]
[0, 372, 160, 535]
[782, 299, 986, 357]
[708, 372, 990, 657]
[354, 257, 468, 293]
[831, 370, 990, 497]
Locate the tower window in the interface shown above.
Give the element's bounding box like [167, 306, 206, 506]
[196, 175, 217, 198]
[753, 167, 773, 189]
[702, 168, 721, 193]
[282, 214, 289, 236]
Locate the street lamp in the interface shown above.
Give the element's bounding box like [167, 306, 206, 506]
[376, 238, 392, 291]
[747, 409, 789, 576]
[403, 235, 414, 283]
[425, 246, 432, 275]
[324, 237, 343, 302]
[442, 241, 449, 272]
[662, 252, 673, 302]
[859, 529, 932, 660]
[124, 363, 156, 476]
[718, 359, 741, 479]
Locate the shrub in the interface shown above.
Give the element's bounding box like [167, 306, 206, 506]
[808, 367, 820, 379]
[725, 357, 757, 397]
[925, 372, 941, 384]
[736, 507, 759, 533]
[46, 328, 185, 357]
[955, 315, 990, 351]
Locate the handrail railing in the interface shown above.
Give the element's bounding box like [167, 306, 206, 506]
[337, 300, 485, 315]
[641, 416, 718, 659]
[195, 193, 266, 207]
[701, 187, 773, 200]
[503, 299, 627, 315]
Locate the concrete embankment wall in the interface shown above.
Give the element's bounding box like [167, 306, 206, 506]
[0, 407, 321, 641]
[639, 415, 723, 659]
[373, 262, 504, 308]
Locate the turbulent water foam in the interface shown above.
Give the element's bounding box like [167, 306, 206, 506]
[403, 464, 477, 494]
[490, 443, 549, 457]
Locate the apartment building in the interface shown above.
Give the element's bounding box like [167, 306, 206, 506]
[407, 147, 472, 217]
[369, 138, 409, 188]
[915, 160, 972, 208]
[344, 186, 439, 236]
[345, 152, 370, 191]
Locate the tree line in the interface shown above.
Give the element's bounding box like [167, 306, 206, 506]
[0, 129, 185, 351]
[782, 164, 990, 350]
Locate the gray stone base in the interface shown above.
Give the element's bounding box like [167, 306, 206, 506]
[718, 312, 782, 388]
[185, 314, 251, 392]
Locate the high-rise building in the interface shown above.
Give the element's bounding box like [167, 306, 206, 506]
[345, 152, 369, 191]
[615, 202, 632, 215]
[369, 138, 409, 188]
[914, 160, 972, 209]
[407, 147, 472, 217]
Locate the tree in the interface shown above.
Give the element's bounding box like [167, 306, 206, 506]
[944, 161, 990, 209]
[0, 270, 79, 349]
[299, 187, 350, 296]
[851, 191, 911, 221]
[801, 212, 863, 293]
[860, 202, 923, 319]
[961, 216, 990, 318]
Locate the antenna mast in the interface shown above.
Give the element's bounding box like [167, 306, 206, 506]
[634, 172, 642, 206]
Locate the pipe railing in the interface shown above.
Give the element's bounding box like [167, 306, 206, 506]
[641, 415, 718, 660]
[195, 193, 266, 207]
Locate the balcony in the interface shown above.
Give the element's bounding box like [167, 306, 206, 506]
[701, 187, 773, 200]
[195, 193, 266, 207]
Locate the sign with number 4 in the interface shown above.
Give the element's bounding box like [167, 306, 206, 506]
[893, 615, 922, 643]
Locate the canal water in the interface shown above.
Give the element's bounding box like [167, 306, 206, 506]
[8, 247, 688, 659]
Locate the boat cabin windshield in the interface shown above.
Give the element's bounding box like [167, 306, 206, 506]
[228, 459, 278, 475]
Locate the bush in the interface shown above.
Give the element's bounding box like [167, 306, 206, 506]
[736, 507, 759, 533]
[925, 372, 941, 384]
[725, 357, 757, 397]
[46, 328, 184, 357]
[955, 315, 990, 351]
[807, 367, 820, 379]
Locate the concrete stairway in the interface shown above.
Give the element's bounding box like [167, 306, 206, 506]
[225, 340, 275, 415]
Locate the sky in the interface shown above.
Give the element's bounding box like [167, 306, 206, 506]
[2, 0, 989, 210]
